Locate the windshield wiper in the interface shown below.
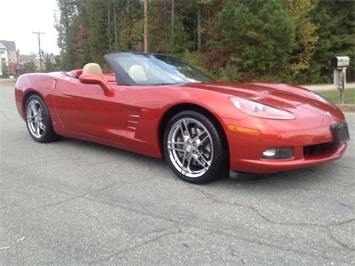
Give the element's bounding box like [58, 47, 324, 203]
[150, 82, 185, 86]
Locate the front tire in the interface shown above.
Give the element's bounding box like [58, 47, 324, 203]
[163, 111, 228, 184]
[25, 94, 58, 143]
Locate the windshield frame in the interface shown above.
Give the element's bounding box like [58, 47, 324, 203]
[104, 52, 215, 86]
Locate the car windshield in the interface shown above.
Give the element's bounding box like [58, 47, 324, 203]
[106, 53, 215, 86]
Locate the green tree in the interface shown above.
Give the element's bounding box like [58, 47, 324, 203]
[71, 0, 92, 68]
[167, 20, 193, 54]
[55, 0, 82, 70]
[311, 0, 355, 83]
[85, 0, 113, 65]
[148, 0, 170, 53]
[74, 26, 91, 68]
[44, 55, 57, 72]
[118, 0, 145, 52]
[53, 0, 354, 84]
[286, 0, 319, 83]
[54, 55, 61, 70]
[215, 0, 296, 82]
[22, 61, 37, 74]
[1, 61, 9, 77]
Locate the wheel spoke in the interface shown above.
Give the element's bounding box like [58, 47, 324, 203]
[39, 122, 46, 131]
[192, 128, 206, 140]
[194, 156, 209, 172]
[27, 116, 35, 123]
[183, 156, 193, 174]
[168, 146, 186, 153]
[181, 119, 192, 140]
[35, 121, 41, 137]
[38, 106, 43, 117]
[168, 140, 185, 146]
[198, 134, 209, 146]
[30, 102, 37, 116]
[195, 149, 211, 167]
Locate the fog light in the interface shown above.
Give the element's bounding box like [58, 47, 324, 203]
[261, 148, 293, 159]
[263, 148, 277, 157]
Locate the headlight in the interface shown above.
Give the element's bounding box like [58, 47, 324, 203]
[230, 96, 295, 120]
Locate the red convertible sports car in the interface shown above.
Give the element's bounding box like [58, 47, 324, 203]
[15, 52, 350, 184]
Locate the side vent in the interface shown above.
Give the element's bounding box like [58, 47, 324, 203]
[127, 114, 140, 131]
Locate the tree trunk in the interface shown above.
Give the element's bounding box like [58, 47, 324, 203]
[197, 3, 202, 51]
[144, 0, 148, 52]
[171, 0, 175, 46]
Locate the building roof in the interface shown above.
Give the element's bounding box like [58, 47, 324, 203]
[0, 40, 16, 50]
[19, 54, 36, 63]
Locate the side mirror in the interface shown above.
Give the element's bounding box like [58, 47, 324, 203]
[79, 73, 114, 96]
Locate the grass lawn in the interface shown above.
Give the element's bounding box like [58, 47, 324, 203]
[316, 88, 355, 105]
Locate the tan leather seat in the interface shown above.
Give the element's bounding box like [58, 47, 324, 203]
[82, 63, 104, 78]
[128, 65, 148, 82]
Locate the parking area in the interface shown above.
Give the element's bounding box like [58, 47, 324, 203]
[1, 82, 354, 265]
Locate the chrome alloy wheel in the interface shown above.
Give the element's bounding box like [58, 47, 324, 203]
[167, 118, 214, 178]
[26, 99, 46, 139]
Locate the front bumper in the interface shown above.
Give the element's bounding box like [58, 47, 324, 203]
[223, 116, 349, 174]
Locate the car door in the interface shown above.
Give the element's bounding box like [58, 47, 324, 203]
[53, 78, 128, 145]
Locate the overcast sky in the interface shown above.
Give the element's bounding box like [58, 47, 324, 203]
[1, 0, 59, 55]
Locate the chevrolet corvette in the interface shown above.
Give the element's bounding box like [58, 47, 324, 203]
[15, 52, 350, 184]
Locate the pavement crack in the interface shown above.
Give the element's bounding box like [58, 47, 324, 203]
[36, 183, 120, 210]
[3, 158, 80, 172]
[189, 185, 355, 251]
[191, 186, 354, 228]
[228, 245, 247, 264]
[90, 228, 181, 264]
[326, 226, 355, 251]
[134, 155, 164, 178]
[167, 214, 183, 234]
[333, 218, 355, 226]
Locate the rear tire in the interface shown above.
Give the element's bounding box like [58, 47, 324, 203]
[25, 94, 58, 143]
[163, 111, 228, 184]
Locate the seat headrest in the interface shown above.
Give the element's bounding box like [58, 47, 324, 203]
[82, 63, 104, 77]
[129, 65, 148, 82]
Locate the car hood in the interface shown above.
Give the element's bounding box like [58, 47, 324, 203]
[185, 81, 339, 113]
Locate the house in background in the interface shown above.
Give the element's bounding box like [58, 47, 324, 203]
[0, 40, 20, 76]
[20, 54, 37, 64]
[19, 53, 57, 71]
[1, 39, 59, 75]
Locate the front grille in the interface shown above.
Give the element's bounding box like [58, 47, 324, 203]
[303, 142, 334, 157]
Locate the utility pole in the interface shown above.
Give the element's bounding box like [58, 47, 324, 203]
[113, 0, 118, 51]
[171, 0, 175, 49]
[144, 0, 148, 53]
[16, 49, 21, 76]
[32, 31, 45, 72]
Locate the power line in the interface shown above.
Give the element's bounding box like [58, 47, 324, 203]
[32, 31, 45, 71]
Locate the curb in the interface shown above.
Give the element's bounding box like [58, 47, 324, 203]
[302, 82, 355, 91]
[336, 104, 355, 113]
[302, 84, 355, 113]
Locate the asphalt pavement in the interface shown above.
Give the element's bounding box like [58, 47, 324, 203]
[1, 81, 354, 265]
